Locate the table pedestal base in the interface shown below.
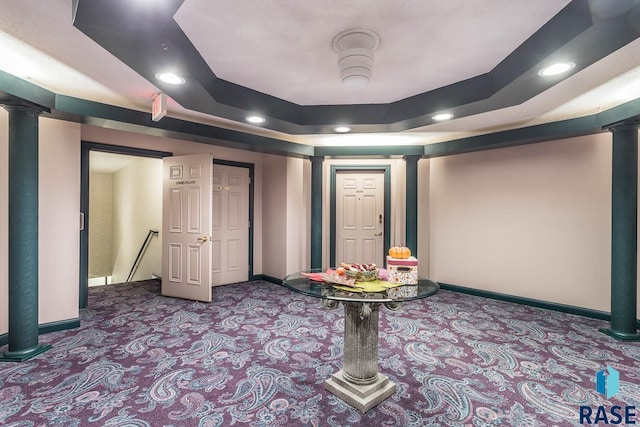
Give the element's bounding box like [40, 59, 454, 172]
[325, 370, 396, 413]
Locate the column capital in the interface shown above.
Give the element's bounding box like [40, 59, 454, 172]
[402, 155, 422, 163]
[2, 102, 48, 116]
[606, 120, 640, 133]
[309, 155, 325, 163]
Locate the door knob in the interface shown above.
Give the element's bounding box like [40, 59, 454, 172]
[197, 236, 209, 243]
[374, 232, 382, 236]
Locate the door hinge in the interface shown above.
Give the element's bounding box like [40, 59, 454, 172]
[248, 220, 251, 228]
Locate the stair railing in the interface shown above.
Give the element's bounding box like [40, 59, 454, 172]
[126, 229, 159, 282]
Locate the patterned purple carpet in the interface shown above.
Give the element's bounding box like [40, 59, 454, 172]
[1, 280, 639, 426]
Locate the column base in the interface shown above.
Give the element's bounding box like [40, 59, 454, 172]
[599, 327, 640, 341]
[325, 369, 396, 413]
[0, 344, 52, 362]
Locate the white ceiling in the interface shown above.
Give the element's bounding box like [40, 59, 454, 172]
[89, 152, 137, 174]
[175, 0, 570, 105]
[0, 0, 640, 146]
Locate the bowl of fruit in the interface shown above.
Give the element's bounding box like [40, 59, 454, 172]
[337, 262, 379, 282]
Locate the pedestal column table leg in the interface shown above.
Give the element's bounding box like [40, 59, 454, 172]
[343, 302, 380, 384]
[324, 302, 396, 412]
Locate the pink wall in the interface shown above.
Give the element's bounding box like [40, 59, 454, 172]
[38, 118, 82, 324]
[429, 133, 615, 313]
[262, 155, 287, 278]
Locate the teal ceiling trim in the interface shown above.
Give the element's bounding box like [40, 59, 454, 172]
[0, 70, 54, 110]
[3, 68, 640, 160]
[53, 95, 314, 158]
[315, 145, 424, 157]
[0, 71, 312, 158]
[424, 116, 601, 158]
[598, 97, 640, 128]
[424, 97, 640, 158]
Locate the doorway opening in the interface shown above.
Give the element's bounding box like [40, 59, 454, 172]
[80, 142, 172, 308]
[212, 159, 254, 286]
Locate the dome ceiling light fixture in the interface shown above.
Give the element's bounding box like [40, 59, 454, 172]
[538, 62, 576, 77]
[332, 28, 381, 90]
[334, 126, 352, 133]
[245, 115, 266, 124]
[155, 72, 185, 85]
[432, 112, 454, 121]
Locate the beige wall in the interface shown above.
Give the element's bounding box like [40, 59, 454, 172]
[88, 172, 113, 277]
[259, 156, 311, 278]
[0, 109, 7, 335]
[429, 134, 615, 313]
[262, 154, 287, 278]
[39, 118, 81, 324]
[111, 157, 163, 282]
[285, 157, 310, 275]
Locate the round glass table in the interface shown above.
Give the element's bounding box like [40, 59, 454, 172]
[281, 271, 439, 412]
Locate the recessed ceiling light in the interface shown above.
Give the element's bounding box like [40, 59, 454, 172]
[538, 62, 575, 77]
[432, 113, 454, 121]
[246, 115, 266, 124]
[155, 72, 185, 85]
[334, 126, 352, 133]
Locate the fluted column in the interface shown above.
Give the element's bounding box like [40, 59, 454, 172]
[310, 156, 324, 269]
[324, 301, 396, 412]
[342, 302, 381, 384]
[0, 104, 51, 362]
[600, 123, 640, 341]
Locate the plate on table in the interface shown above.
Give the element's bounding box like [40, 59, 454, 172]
[302, 270, 356, 287]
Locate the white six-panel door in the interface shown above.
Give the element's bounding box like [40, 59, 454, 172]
[211, 164, 249, 285]
[335, 171, 385, 267]
[161, 154, 213, 302]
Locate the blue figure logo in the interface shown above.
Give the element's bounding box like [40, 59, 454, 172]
[596, 366, 620, 399]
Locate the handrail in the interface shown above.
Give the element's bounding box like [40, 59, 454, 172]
[126, 229, 159, 282]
